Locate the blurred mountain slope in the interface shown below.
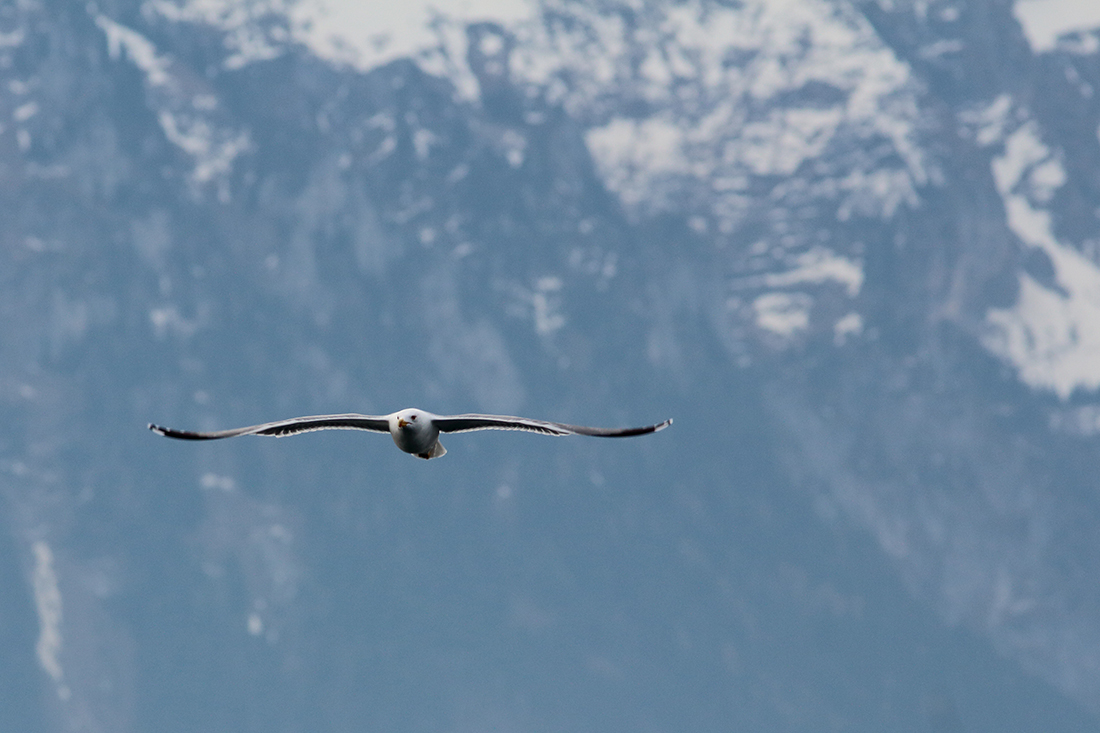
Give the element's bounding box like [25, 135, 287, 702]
[2, 0, 1100, 730]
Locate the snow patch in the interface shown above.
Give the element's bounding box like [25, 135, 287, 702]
[967, 94, 1015, 147]
[13, 101, 38, 122]
[159, 0, 536, 98]
[158, 111, 250, 184]
[834, 311, 863, 344]
[585, 116, 690, 207]
[96, 13, 251, 191]
[150, 305, 200, 338]
[146, 0, 287, 68]
[573, 0, 924, 220]
[292, 0, 535, 72]
[981, 117, 1100, 399]
[31, 541, 67, 698]
[531, 277, 565, 335]
[0, 27, 25, 48]
[201, 473, 238, 492]
[763, 247, 864, 297]
[95, 14, 172, 85]
[754, 292, 812, 337]
[991, 121, 1052, 196]
[505, 276, 566, 336]
[986, 265, 1100, 399]
[1014, 0, 1100, 54]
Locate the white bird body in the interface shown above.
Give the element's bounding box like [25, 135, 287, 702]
[150, 407, 671, 459]
[389, 409, 445, 458]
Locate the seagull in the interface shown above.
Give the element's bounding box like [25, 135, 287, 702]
[149, 408, 672, 459]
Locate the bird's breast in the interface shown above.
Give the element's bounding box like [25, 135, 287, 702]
[391, 423, 438, 454]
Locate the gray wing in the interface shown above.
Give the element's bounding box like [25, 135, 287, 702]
[148, 413, 391, 440]
[433, 414, 672, 437]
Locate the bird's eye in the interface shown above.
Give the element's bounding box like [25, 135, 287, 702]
[410, 415, 417, 421]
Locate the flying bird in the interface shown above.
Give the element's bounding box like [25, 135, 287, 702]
[148, 408, 672, 459]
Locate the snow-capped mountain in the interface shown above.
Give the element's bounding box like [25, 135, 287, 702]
[3, 0, 1100, 730]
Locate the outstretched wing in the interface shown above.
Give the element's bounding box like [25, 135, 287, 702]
[148, 413, 391, 440]
[433, 414, 672, 437]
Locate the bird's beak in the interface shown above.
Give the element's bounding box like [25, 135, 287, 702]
[397, 418, 408, 428]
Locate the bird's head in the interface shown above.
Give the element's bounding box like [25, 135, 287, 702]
[395, 409, 421, 430]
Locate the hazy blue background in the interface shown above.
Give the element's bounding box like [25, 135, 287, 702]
[3, 0, 1100, 730]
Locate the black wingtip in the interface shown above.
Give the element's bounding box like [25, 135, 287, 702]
[598, 418, 673, 437]
[149, 423, 182, 438]
[148, 423, 210, 440]
[647, 418, 672, 433]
